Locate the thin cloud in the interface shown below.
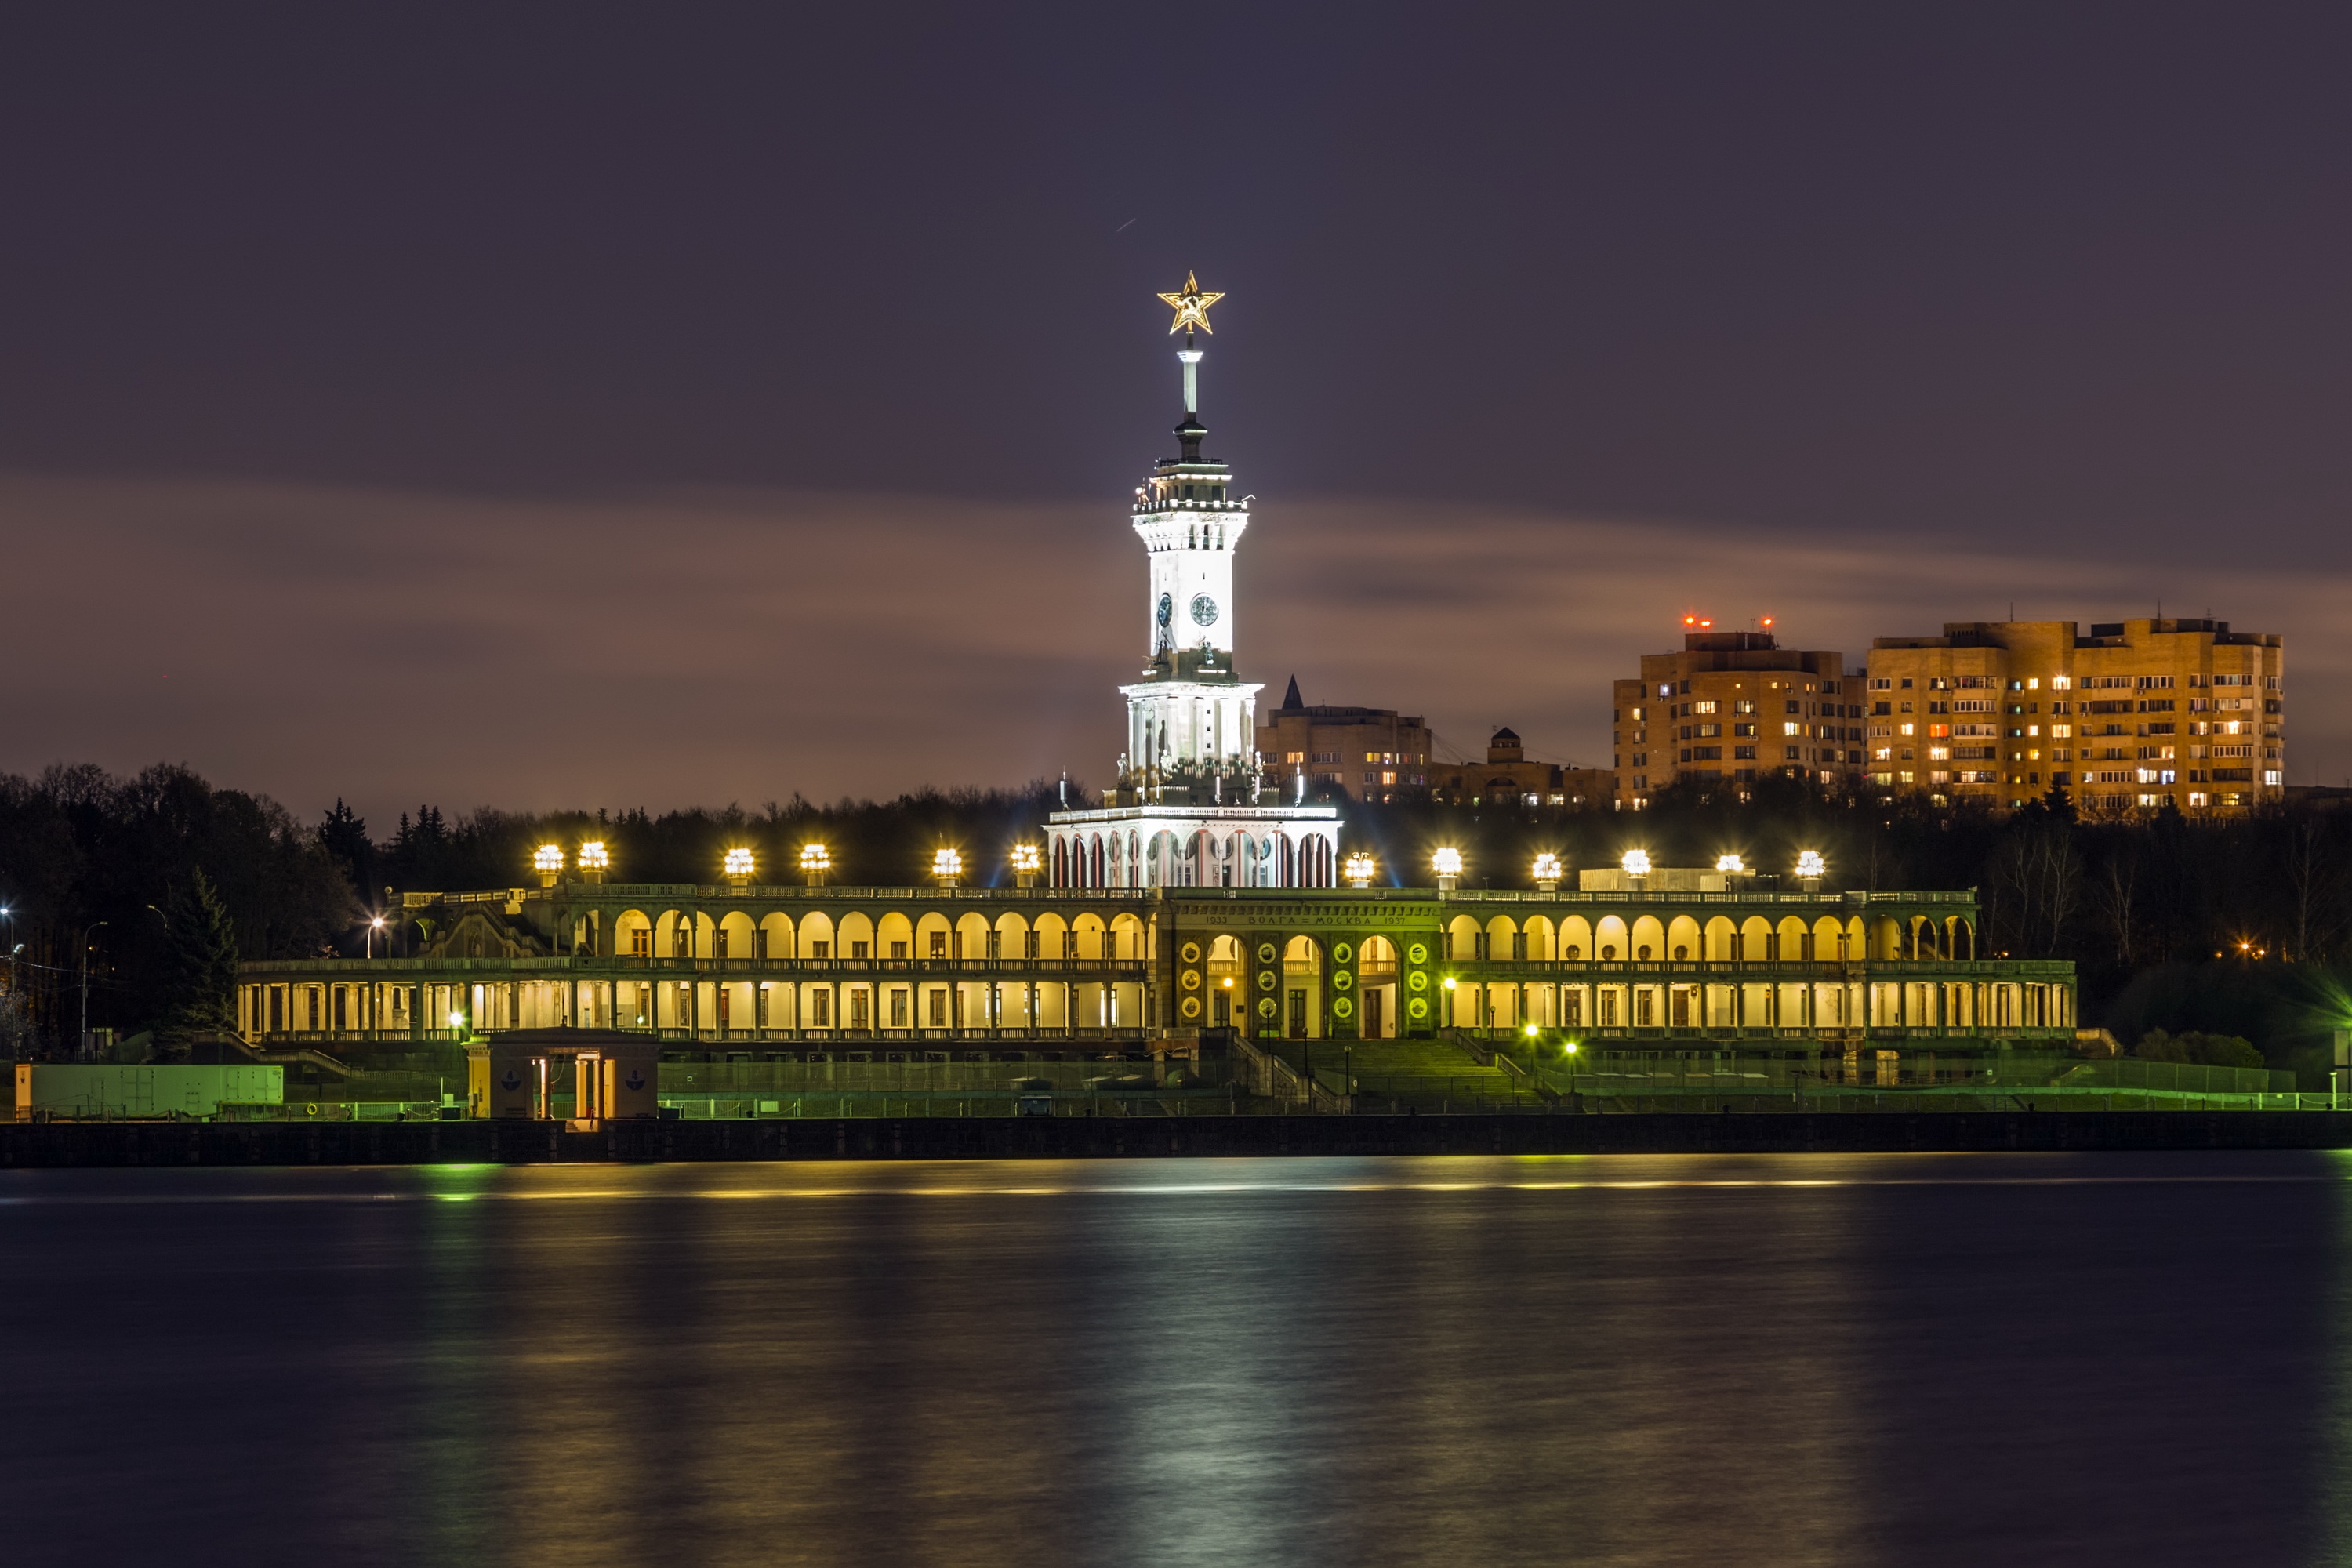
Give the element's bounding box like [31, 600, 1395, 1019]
[1, 474, 2340, 823]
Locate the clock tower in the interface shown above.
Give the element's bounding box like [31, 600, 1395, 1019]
[1044, 274, 1340, 892]
[1120, 272, 1263, 797]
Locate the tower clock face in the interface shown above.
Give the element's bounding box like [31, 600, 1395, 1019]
[1156, 593, 1173, 627]
[1189, 593, 1218, 627]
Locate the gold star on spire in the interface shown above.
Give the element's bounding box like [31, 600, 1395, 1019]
[1156, 271, 1225, 335]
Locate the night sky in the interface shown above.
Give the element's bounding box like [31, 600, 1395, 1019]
[4, 5, 2348, 823]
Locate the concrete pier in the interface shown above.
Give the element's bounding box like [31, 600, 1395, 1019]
[4, 1111, 2350, 1167]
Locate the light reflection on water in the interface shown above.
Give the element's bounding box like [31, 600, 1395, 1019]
[3, 1152, 2343, 1567]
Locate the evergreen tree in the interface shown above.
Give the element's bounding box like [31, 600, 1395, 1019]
[318, 798, 373, 891]
[157, 867, 240, 1042]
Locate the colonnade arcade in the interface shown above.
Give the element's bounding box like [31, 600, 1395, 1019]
[1047, 820, 1338, 888]
[236, 887, 2072, 1052]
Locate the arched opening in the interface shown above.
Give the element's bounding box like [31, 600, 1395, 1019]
[1631, 915, 1666, 962]
[717, 910, 757, 962]
[1594, 915, 1628, 962]
[1283, 935, 1323, 1038]
[1666, 914, 1701, 961]
[1359, 935, 1399, 1039]
[1559, 915, 1593, 961]
[1207, 935, 1245, 1028]
[615, 909, 654, 960]
[758, 912, 796, 960]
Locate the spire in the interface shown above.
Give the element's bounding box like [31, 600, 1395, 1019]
[1157, 273, 1221, 463]
[1282, 675, 1302, 710]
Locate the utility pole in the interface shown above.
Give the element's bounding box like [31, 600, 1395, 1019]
[78, 920, 107, 1059]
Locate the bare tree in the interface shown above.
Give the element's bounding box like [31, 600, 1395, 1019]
[2284, 815, 2348, 963]
[1991, 821, 2082, 958]
[2096, 837, 2140, 966]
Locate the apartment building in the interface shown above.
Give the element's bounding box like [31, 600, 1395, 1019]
[1612, 631, 1867, 806]
[1864, 619, 2284, 812]
[1254, 677, 1433, 801]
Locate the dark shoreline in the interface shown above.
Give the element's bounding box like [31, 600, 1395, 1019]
[5, 1112, 2351, 1166]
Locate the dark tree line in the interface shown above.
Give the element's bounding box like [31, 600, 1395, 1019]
[7, 763, 2350, 1079]
[0, 765, 353, 1056]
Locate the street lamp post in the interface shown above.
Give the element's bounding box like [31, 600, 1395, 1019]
[78, 920, 108, 1060]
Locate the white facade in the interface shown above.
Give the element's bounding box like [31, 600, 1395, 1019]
[1135, 487, 1246, 662]
[1048, 806, 1338, 889]
[1116, 338, 1262, 789]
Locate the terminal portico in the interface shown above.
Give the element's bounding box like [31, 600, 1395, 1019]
[238, 878, 2073, 1057]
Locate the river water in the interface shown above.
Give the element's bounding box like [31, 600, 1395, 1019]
[4, 1152, 2348, 1566]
